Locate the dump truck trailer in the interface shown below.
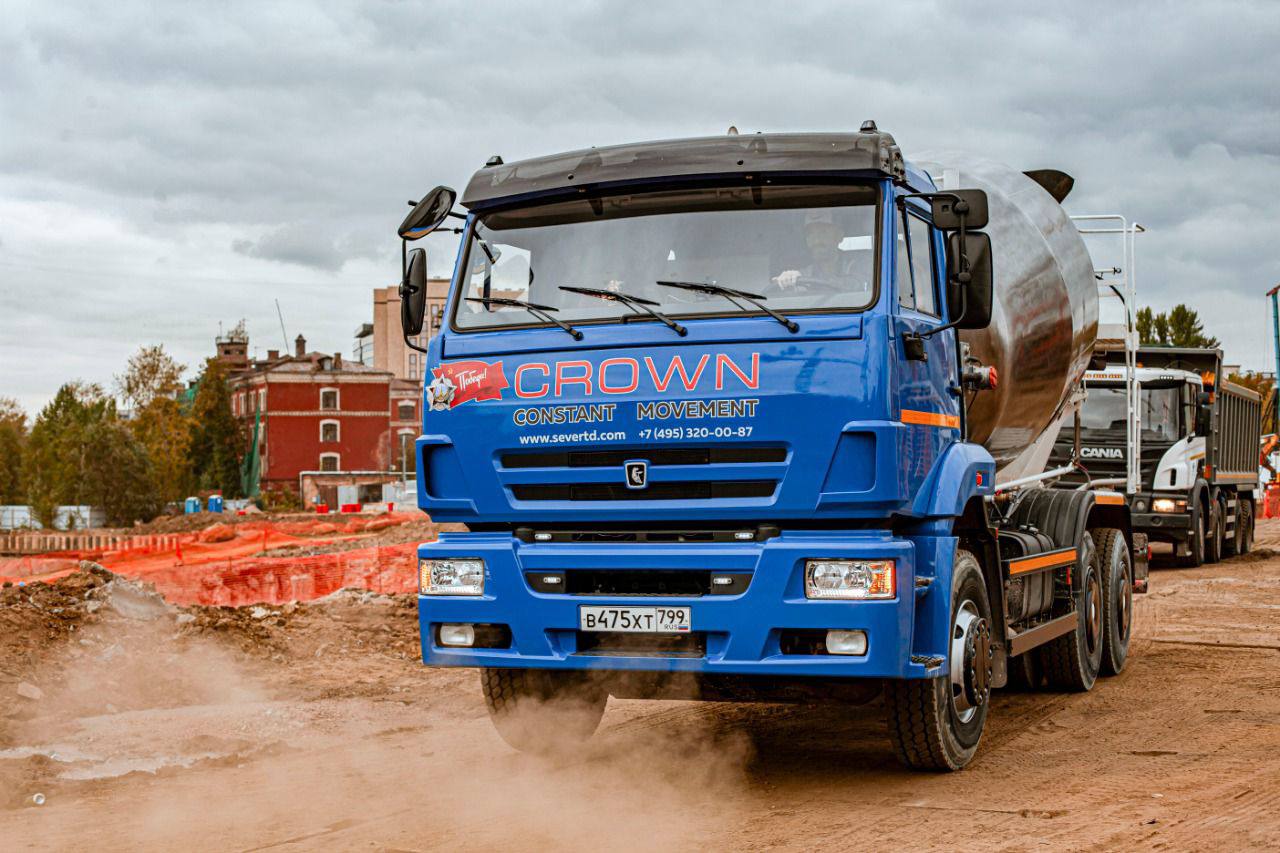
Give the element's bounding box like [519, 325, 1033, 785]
[397, 125, 1142, 770]
[1049, 346, 1261, 565]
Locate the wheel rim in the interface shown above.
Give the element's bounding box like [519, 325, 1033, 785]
[1085, 568, 1103, 658]
[1117, 559, 1132, 641]
[949, 600, 992, 723]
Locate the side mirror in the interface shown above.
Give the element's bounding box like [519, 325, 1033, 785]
[400, 248, 428, 336]
[930, 189, 988, 230]
[399, 186, 457, 240]
[946, 231, 993, 329]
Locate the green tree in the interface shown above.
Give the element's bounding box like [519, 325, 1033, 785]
[116, 345, 192, 502]
[1136, 304, 1220, 348]
[0, 398, 26, 504]
[23, 383, 114, 526]
[82, 419, 160, 525]
[188, 358, 244, 498]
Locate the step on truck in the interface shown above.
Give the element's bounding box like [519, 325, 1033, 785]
[397, 125, 1145, 770]
[1050, 346, 1262, 566]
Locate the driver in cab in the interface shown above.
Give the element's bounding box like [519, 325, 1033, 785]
[772, 209, 870, 294]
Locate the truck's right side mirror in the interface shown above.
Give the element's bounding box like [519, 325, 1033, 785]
[946, 230, 993, 330]
[400, 248, 428, 336]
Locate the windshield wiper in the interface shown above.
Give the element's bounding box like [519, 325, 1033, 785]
[559, 286, 687, 337]
[465, 297, 583, 340]
[655, 280, 798, 333]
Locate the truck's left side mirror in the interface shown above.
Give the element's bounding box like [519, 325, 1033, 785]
[946, 230, 993, 330]
[399, 186, 457, 240]
[400, 248, 428, 336]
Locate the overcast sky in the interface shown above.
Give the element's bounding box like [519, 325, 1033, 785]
[3, 1, 1278, 415]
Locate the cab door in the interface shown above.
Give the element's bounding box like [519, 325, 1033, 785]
[892, 199, 960, 494]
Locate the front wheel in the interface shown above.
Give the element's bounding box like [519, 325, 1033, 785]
[1205, 499, 1225, 564]
[481, 668, 608, 755]
[885, 550, 992, 771]
[1178, 506, 1206, 568]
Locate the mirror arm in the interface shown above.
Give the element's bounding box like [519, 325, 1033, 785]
[404, 326, 430, 350]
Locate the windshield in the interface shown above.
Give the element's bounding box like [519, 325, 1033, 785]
[451, 183, 879, 332]
[1080, 385, 1183, 441]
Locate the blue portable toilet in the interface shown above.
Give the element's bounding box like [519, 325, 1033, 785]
[184, 496, 202, 514]
[207, 494, 224, 513]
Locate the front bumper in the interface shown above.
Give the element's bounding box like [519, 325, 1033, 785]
[417, 530, 954, 679]
[1132, 511, 1193, 541]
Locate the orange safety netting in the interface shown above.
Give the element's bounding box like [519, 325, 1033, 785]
[0, 514, 426, 606]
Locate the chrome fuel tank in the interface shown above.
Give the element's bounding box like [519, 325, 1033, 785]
[918, 156, 1098, 481]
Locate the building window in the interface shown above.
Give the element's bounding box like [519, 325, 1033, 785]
[258, 388, 266, 411]
[319, 452, 340, 472]
[397, 402, 415, 420]
[320, 388, 339, 410]
[320, 419, 340, 443]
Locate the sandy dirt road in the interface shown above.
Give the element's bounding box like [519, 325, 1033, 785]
[2, 523, 1279, 851]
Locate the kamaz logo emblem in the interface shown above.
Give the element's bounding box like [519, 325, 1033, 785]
[1080, 447, 1124, 459]
[624, 460, 648, 489]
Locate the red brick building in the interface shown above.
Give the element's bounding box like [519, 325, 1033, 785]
[226, 333, 420, 506]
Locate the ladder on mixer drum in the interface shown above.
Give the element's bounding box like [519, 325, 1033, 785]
[1071, 215, 1146, 496]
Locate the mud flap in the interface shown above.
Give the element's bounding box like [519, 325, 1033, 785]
[1132, 532, 1150, 593]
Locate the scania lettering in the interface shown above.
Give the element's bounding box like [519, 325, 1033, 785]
[397, 126, 1146, 770]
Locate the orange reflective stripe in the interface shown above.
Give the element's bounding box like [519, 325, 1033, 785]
[1093, 492, 1125, 506]
[1008, 548, 1077, 576]
[900, 409, 960, 429]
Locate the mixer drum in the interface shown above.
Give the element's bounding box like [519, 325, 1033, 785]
[917, 155, 1098, 479]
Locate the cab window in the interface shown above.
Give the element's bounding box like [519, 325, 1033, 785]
[896, 209, 937, 314]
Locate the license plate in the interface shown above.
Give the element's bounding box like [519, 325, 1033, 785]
[579, 605, 692, 633]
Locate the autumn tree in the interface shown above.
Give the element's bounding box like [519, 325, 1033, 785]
[116, 344, 193, 502]
[188, 358, 244, 498]
[1136, 305, 1220, 348]
[0, 398, 26, 505]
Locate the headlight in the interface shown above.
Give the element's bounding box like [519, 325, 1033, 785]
[1152, 498, 1185, 513]
[805, 559, 896, 600]
[420, 558, 485, 595]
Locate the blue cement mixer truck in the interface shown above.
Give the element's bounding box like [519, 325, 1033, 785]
[397, 125, 1145, 770]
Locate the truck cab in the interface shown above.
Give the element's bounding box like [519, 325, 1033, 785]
[1050, 347, 1261, 565]
[400, 127, 1136, 770]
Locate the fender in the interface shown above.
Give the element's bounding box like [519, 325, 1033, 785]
[912, 441, 997, 518]
[1008, 489, 1102, 592]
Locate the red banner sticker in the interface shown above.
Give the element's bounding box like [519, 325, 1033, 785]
[428, 360, 509, 410]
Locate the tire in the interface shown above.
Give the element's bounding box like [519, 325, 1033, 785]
[885, 550, 992, 771]
[1205, 498, 1224, 564]
[1044, 532, 1103, 691]
[481, 668, 607, 755]
[1005, 651, 1042, 691]
[1093, 528, 1132, 676]
[1238, 498, 1254, 555]
[1178, 504, 1205, 568]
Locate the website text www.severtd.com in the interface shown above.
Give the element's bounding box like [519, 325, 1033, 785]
[516, 430, 628, 445]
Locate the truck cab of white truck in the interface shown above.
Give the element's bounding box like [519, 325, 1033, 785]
[1050, 347, 1262, 566]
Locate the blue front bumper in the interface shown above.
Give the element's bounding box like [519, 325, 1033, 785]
[418, 531, 955, 679]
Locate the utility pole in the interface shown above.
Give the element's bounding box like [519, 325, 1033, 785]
[1269, 285, 1280, 432]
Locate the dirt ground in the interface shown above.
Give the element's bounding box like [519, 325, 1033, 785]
[2, 521, 1278, 851]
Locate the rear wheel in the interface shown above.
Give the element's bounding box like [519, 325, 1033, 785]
[1237, 498, 1254, 555]
[1093, 528, 1132, 676]
[885, 551, 992, 771]
[481, 668, 607, 755]
[1044, 532, 1103, 691]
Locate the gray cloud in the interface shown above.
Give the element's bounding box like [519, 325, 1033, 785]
[3, 0, 1279, 414]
